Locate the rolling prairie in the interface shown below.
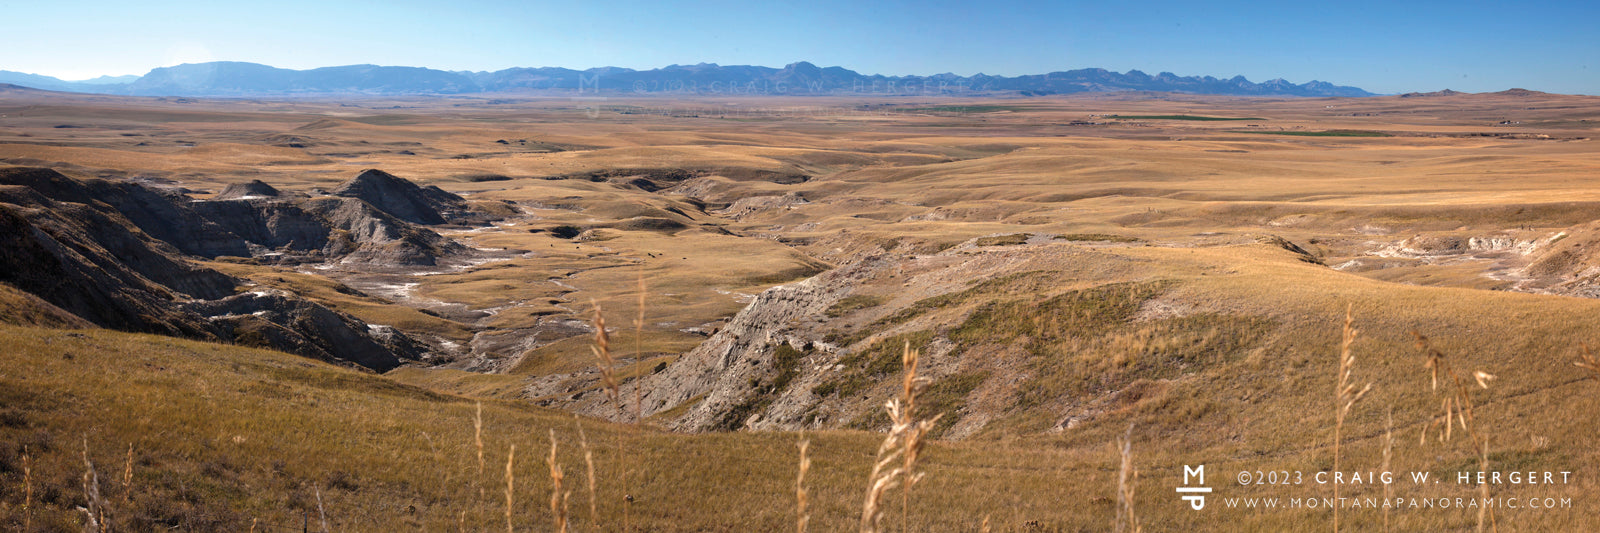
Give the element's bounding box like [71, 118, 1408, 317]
[2, 84, 1599, 531]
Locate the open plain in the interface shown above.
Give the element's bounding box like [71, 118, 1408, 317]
[3, 84, 1600, 531]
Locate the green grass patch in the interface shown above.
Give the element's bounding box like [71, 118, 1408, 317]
[874, 270, 1065, 328]
[974, 233, 1031, 246]
[928, 279, 1275, 409]
[949, 281, 1169, 345]
[922, 371, 990, 436]
[826, 294, 886, 318]
[928, 278, 1278, 412]
[1055, 233, 1141, 243]
[813, 331, 934, 399]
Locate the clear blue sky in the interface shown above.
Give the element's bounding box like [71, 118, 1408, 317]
[2, 0, 1595, 94]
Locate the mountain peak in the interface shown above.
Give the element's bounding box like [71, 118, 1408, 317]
[0, 61, 1376, 97]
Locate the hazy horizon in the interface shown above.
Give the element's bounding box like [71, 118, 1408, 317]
[1, 59, 1589, 98]
[2, 1, 1595, 95]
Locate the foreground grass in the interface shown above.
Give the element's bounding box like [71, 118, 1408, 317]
[3, 273, 1599, 531]
[0, 325, 1127, 531]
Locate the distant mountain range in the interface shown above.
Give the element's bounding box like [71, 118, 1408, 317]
[0, 61, 1375, 97]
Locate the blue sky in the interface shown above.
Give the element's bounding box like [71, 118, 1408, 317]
[2, 0, 1595, 94]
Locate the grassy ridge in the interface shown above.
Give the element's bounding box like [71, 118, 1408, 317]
[5, 244, 1600, 531]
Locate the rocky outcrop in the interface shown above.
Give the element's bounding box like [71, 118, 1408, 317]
[590, 258, 885, 431]
[0, 166, 484, 268]
[303, 197, 469, 266]
[714, 192, 808, 221]
[0, 166, 251, 258]
[0, 196, 225, 338]
[191, 199, 334, 253]
[1255, 235, 1323, 265]
[184, 291, 425, 371]
[213, 179, 287, 200]
[561, 238, 1208, 436]
[0, 166, 441, 370]
[332, 169, 469, 225]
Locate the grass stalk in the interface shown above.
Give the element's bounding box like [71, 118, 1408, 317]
[475, 401, 486, 526]
[1577, 344, 1600, 381]
[635, 268, 646, 423]
[576, 416, 599, 529]
[80, 437, 107, 532]
[1382, 409, 1394, 533]
[121, 443, 133, 504]
[797, 436, 811, 533]
[505, 443, 516, 533]
[315, 486, 330, 533]
[860, 342, 940, 533]
[1477, 439, 1496, 533]
[548, 429, 569, 533]
[1413, 331, 1499, 532]
[22, 445, 32, 533]
[900, 341, 919, 530]
[591, 300, 633, 532]
[634, 273, 649, 530]
[1113, 424, 1140, 533]
[1333, 306, 1371, 533]
[590, 301, 619, 406]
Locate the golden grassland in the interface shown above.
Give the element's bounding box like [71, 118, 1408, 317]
[3, 87, 1600, 530]
[0, 323, 1126, 531]
[6, 243, 1600, 530]
[4, 89, 1598, 346]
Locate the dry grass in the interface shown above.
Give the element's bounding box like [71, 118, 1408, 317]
[315, 487, 329, 533]
[120, 444, 132, 505]
[10, 248, 1600, 530]
[576, 417, 599, 529]
[12, 89, 1599, 395]
[587, 301, 635, 532]
[590, 302, 620, 408]
[4, 90, 1600, 531]
[1413, 332, 1480, 445]
[1113, 425, 1140, 533]
[504, 443, 517, 533]
[634, 271, 648, 423]
[21, 446, 31, 532]
[1381, 409, 1394, 533]
[547, 430, 570, 533]
[1332, 306, 1372, 532]
[1577, 344, 1600, 381]
[1413, 331, 1500, 532]
[475, 401, 486, 520]
[79, 438, 107, 532]
[796, 437, 811, 533]
[859, 342, 941, 533]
